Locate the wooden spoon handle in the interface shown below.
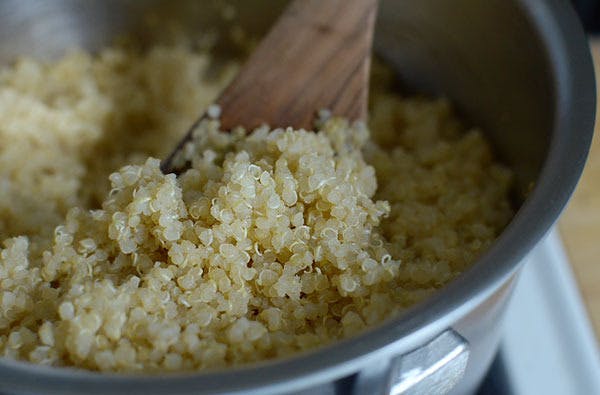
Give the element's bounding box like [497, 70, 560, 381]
[218, 0, 378, 131]
[161, 0, 377, 174]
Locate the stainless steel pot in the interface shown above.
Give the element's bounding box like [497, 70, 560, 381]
[0, 1, 594, 394]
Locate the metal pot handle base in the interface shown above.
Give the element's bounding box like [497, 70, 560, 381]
[352, 329, 470, 395]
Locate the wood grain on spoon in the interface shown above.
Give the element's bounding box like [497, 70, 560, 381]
[162, 0, 377, 173]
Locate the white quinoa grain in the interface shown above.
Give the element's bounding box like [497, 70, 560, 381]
[207, 104, 222, 119]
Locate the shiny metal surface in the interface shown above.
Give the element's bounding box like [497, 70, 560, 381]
[0, 1, 594, 394]
[350, 329, 471, 395]
[389, 330, 469, 395]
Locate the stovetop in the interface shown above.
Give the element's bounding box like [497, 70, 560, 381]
[477, 228, 600, 394]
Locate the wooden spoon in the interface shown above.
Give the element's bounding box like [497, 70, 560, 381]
[161, 0, 378, 174]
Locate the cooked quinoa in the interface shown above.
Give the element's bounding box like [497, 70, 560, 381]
[0, 45, 513, 372]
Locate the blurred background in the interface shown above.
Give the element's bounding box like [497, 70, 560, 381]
[560, 0, 600, 340]
[573, 0, 600, 32]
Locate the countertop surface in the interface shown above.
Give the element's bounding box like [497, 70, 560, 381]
[559, 40, 600, 341]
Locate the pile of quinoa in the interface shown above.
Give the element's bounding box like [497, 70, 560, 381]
[0, 46, 513, 372]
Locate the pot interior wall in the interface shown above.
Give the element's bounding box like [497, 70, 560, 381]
[376, 0, 553, 201]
